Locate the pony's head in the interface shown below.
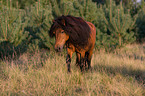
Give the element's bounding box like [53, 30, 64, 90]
[54, 27, 69, 52]
[49, 15, 91, 51]
[49, 17, 69, 52]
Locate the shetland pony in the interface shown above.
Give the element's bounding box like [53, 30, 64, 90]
[49, 15, 96, 72]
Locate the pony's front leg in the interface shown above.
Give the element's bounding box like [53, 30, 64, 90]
[66, 47, 74, 73]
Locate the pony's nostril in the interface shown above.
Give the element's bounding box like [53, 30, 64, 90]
[55, 45, 63, 52]
[58, 47, 61, 51]
[55, 46, 62, 52]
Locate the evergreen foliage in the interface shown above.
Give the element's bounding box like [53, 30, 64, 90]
[25, 2, 54, 50]
[50, 0, 77, 17]
[1, 0, 36, 9]
[0, 8, 28, 46]
[0, 0, 144, 55]
[135, 1, 145, 42]
[0, 5, 28, 58]
[73, 0, 98, 22]
[97, 0, 136, 51]
[50, 0, 99, 20]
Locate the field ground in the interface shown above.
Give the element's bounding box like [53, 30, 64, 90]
[0, 44, 145, 96]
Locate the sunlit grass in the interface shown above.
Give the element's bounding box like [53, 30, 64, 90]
[0, 44, 145, 96]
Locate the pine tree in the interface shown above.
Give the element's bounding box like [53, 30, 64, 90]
[73, 0, 99, 22]
[1, 0, 36, 9]
[0, 1, 28, 58]
[135, 1, 145, 42]
[50, 0, 77, 17]
[0, 3, 28, 46]
[100, 0, 136, 51]
[50, 0, 100, 20]
[25, 1, 54, 50]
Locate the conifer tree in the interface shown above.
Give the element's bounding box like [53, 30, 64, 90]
[0, 4, 28, 46]
[135, 1, 145, 42]
[50, 0, 100, 20]
[25, 1, 54, 50]
[1, 0, 36, 9]
[73, 0, 99, 22]
[50, 0, 76, 17]
[0, 1, 28, 58]
[100, 0, 136, 51]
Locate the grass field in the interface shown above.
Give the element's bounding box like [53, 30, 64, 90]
[0, 44, 145, 96]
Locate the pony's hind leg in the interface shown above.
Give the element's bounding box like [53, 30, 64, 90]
[80, 52, 86, 72]
[85, 52, 89, 69]
[66, 55, 71, 72]
[87, 50, 93, 70]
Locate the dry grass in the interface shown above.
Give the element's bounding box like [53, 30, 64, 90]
[0, 44, 145, 96]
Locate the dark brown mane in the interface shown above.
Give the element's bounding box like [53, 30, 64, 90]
[49, 15, 91, 47]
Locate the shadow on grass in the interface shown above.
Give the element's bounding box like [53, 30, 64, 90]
[93, 64, 145, 83]
[0, 41, 28, 60]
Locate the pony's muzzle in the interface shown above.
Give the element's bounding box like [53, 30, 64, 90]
[55, 45, 63, 52]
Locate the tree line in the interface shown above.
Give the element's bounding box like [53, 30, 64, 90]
[0, 0, 145, 58]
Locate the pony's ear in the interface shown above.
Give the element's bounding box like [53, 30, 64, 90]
[61, 19, 65, 26]
[52, 19, 55, 23]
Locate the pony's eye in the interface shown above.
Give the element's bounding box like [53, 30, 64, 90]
[61, 31, 64, 33]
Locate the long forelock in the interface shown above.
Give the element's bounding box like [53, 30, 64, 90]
[49, 22, 61, 37]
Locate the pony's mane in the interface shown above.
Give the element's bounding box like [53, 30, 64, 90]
[49, 15, 91, 47]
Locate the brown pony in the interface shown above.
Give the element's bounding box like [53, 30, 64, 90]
[49, 15, 96, 72]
